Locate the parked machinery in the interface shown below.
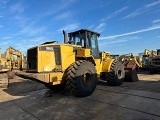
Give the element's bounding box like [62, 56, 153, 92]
[8, 46, 23, 70]
[118, 53, 140, 82]
[16, 29, 125, 97]
[119, 53, 142, 67]
[0, 47, 12, 73]
[0, 48, 10, 87]
[149, 49, 160, 74]
[103, 52, 120, 60]
[0, 46, 23, 87]
[142, 49, 156, 70]
[110, 54, 120, 61]
[0, 46, 23, 80]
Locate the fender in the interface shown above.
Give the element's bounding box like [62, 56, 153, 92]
[76, 56, 96, 66]
[101, 58, 114, 72]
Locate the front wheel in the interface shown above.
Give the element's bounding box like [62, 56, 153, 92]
[65, 60, 97, 97]
[105, 61, 125, 86]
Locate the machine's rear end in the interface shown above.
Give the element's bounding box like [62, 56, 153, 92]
[27, 44, 60, 73]
[27, 47, 37, 72]
[27, 43, 79, 73]
[23, 41, 81, 85]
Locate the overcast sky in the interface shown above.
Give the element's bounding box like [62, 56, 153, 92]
[0, 0, 160, 55]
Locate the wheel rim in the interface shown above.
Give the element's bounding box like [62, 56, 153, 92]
[83, 71, 92, 86]
[117, 69, 122, 79]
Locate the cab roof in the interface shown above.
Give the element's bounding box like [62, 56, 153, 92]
[68, 29, 100, 37]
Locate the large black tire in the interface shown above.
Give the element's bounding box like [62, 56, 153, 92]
[65, 60, 97, 97]
[106, 61, 125, 86]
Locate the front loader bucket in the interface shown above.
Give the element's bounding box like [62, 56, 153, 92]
[122, 60, 139, 82]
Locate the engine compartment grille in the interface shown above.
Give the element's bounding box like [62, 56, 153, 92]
[27, 47, 37, 70]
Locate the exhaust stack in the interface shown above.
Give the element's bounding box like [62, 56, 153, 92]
[63, 30, 68, 44]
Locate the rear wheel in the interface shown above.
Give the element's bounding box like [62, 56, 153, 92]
[105, 61, 125, 86]
[65, 60, 97, 97]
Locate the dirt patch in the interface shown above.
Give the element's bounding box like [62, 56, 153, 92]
[121, 71, 160, 93]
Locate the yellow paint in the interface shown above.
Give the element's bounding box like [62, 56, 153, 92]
[60, 45, 75, 71]
[0, 46, 23, 72]
[94, 59, 101, 74]
[26, 43, 116, 85]
[25, 72, 63, 85]
[76, 48, 91, 57]
[38, 50, 56, 72]
[49, 72, 63, 84]
[101, 58, 114, 72]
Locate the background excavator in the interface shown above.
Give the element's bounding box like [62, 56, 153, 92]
[0, 46, 24, 87]
[0, 47, 11, 73]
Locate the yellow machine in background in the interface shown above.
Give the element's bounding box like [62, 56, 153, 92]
[143, 49, 156, 57]
[16, 29, 125, 97]
[0, 46, 23, 87]
[119, 53, 142, 68]
[142, 49, 156, 70]
[0, 47, 11, 72]
[149, 49, 160, 74]
[0, 46, 23, 72]
[8, 46, 23, 70]
[102, 52, 120, 60]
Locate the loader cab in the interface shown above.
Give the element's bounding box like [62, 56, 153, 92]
[68, 29, 100, 59]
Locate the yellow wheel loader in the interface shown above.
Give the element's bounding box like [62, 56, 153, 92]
[16, 29, 125, 97]
[118, 53, 140, 82]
